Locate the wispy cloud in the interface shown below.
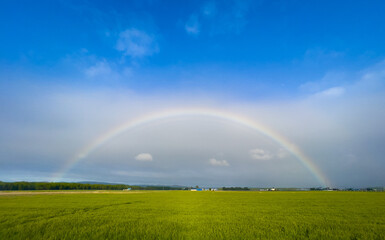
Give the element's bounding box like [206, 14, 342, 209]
[116, 28, 159, 58]
[185, 15, 200, 35]
[85, 60, 112, 78]
[299, 72, 348, 93]
[202, 1, 217, 17]
[184, 0, 252, 36]
[208, 158, 229, 166]
[314, 87, 345, 98]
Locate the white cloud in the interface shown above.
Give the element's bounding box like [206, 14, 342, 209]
[315, 87, 345, 97]
[249, 148, 289, 160]
[208, 158, 229, 166]
[185, 15, 200, 35]
[135, 153, 153, 162]
[249, 148, 273, 161]
[116, 28, 158, 58]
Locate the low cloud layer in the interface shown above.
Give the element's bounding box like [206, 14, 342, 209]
[0, 60, 385, 187]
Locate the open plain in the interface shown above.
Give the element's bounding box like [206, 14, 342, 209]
[0, 191, 384, 239]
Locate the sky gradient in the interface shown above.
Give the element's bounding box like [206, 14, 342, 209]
[1, 0, 385, 187]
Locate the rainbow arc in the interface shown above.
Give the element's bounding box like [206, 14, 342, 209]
[52, 108, 330, 187]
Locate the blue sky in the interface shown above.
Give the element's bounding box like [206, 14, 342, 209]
[2, 0, 384, 95]
[1, 1, 385, 187]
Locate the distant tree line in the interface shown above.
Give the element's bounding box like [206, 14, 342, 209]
[310, 187, 383, 192]
[222, 187, 250, 191]
[0, 181, 183, 191]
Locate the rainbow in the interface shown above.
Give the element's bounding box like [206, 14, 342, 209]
[52, 108, 330, 187]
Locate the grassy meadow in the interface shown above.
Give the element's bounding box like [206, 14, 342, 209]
[0, 191, 384, 239]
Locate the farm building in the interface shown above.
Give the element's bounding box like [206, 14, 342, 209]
[191, 188, 217, 191]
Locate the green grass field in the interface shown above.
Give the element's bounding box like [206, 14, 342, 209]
[0, 191, 384, 239]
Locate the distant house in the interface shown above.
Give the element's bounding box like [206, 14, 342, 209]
[123, 188, 131, 191]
